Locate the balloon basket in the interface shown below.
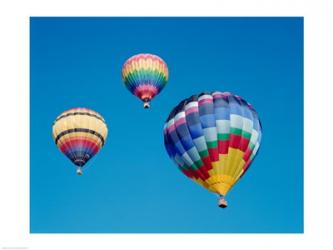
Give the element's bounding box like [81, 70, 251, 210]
[143, 102, 150, 109]
[218, 196, 228, 208]
[76, 167, 83, 176]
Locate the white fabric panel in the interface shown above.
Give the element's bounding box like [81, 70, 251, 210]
[216, 120, 230, 134]
[203, 127, 217, 142]
[193, 136, 207, 152]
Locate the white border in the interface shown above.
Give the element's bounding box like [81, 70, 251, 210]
[1, 0, 332, 249]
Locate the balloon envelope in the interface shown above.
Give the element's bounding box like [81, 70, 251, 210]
[122, 53, 169, 108]
[52, 107, 108, 175]
[163, 92, 262, 206]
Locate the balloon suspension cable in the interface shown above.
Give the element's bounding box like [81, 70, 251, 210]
[218, 195, 228, 208]
[76, 167, 83, 176]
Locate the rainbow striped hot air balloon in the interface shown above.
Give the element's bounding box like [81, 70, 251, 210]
[164, 92, 262, 208]
[52, 108, 108, 175]
[122, 53, 169, 109]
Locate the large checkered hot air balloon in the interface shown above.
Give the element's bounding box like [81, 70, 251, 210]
[163, 92, 262, 208]
[52, 108, 108, 175]
[121, 53, 169, 109]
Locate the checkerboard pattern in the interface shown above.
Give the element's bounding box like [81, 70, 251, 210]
[164, 92, 262, 196]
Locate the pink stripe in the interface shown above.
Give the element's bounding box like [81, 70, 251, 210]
[185, 106, 198, 115]
[155, 57, 164, 64]
[126, 54, 155, 63]
[145, 54, 155, 60]
[212, 93, 224, 99]
[124, 53, 166, 67]
[143, 54, 161, 63]
[167, 124, 176, 134]
[199, 98, 213, 105]
[175, 117, 186, 127]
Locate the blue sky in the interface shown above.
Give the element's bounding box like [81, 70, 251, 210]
[30, 17, 303, 233]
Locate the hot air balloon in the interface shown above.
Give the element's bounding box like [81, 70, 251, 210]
[163, 92, 262, 208]
[121, 53, 169, 109]
[52, 107, 108, 175]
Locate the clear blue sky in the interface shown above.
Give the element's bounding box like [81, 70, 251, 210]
[30, 17, 303, 233]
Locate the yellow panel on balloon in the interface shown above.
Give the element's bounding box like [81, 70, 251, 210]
[210, 154, 228, 176]
[223, 148, 245, 176]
